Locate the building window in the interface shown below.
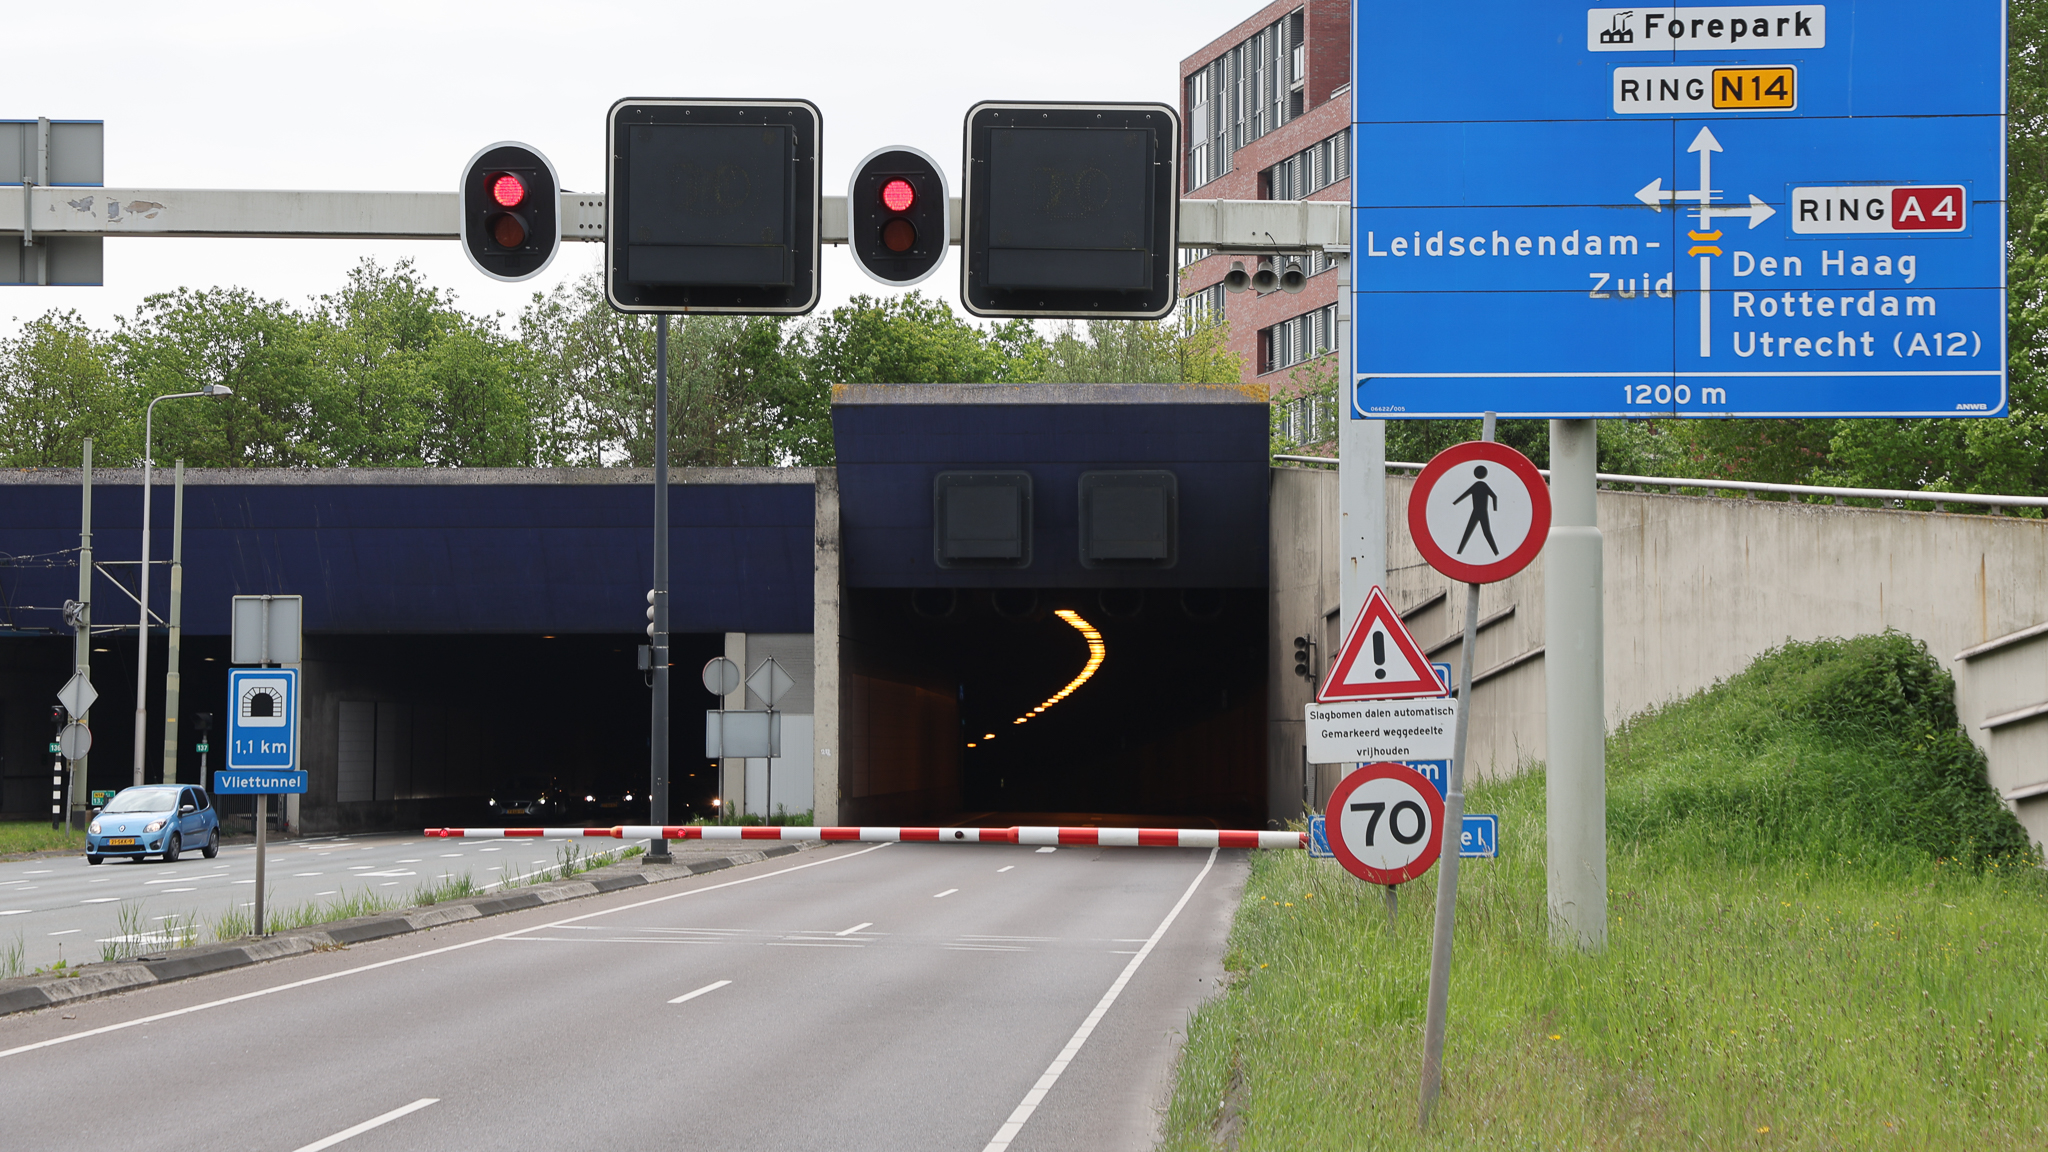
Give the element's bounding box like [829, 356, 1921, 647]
[1264, 129, 1352, 202]
[1278, 390, 1334, 446]
[1261, 303, 1338, 375]
[1183, 282, 1227, 328]
[1180, 247, 1212, 270]
[1186, 7, 1305, 190]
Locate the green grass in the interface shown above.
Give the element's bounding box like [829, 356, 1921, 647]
[0, 821, 84, 857]
[689, 807, 815, 826]
[1161, 632, 2048, 1151]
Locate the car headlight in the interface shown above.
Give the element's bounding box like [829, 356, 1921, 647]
[538, 797, 546, 805]
[145, 819, 167, 833]
[585, 795, 595, 803]
[488, 798, 496, 806]
[89, 821, 101, 835]
[625, 794, 634, 801]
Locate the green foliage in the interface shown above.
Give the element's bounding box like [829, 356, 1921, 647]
[0, 311, 129, 467]
[1159, 634, 2047, 1151]
[1610, 631, 2037, 869]
[1037, 315, 1244, 385]
[0, 821, 85, 857]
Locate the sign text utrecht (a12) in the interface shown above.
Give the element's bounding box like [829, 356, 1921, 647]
[1351, 1, 2005, 419]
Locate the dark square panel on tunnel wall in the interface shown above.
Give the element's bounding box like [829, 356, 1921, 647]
[832, 383, 1268, 589]
[934, 472, 1032, 567]
[1079, 470, 1175, 567]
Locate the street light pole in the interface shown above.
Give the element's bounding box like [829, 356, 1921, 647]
[132, 386, 233, 786]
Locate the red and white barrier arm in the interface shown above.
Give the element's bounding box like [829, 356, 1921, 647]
[424, 825, 1305, 850]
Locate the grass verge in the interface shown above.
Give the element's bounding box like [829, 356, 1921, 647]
[1161, 632, 2048, 1151]
[0, 821, 84, 857]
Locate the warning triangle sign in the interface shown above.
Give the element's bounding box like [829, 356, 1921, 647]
[1318, 586, 1448, 702]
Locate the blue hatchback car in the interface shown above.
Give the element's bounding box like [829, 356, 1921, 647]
[86, 784, 222, 864]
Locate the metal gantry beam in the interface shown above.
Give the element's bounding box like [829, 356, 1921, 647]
[0, 188, 1345, 250]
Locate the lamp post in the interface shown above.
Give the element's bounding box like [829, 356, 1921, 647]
[133, 384, 233, 786]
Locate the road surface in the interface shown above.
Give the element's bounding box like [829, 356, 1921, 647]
[0, 839, 1247, 1151]
[1, 832, 607, 972]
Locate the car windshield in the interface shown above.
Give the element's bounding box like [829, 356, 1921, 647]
[102, 787, 179, 814]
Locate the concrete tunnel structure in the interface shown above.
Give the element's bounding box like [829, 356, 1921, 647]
[0, 382, 1304, 833]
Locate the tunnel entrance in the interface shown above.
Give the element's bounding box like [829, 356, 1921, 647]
[840, 587, 1266, 827]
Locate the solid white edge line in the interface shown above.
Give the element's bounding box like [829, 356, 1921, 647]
[288, 1097, 438, 1152]
[0, 842, 893, 1062]
[979, 846, 1220, 1152]
[667, 979, 732, 1005]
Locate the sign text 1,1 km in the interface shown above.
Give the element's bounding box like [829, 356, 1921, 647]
[1353, 0, 2005, 419]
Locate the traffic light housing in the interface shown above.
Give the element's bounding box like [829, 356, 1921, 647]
[459, 142, 561, 282]
[606, 98, 822, 315]
[1293, 636, 1314, 680]
[960, 101, 1180, 320]
[848, 146, 948, 287]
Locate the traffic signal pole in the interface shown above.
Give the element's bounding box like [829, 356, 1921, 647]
[647, 314, 672, 865]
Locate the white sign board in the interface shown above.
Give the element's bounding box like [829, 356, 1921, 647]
[1306, 698, 1457, 765]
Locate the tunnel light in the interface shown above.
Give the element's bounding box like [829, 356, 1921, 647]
[993, 609, 1108, 732]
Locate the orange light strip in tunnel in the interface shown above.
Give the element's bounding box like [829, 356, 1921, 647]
[972, 609, 1105, 745]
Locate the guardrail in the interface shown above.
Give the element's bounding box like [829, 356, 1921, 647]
[1270, 455, 2048, 513]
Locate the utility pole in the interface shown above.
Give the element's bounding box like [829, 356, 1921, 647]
[647, 314, 672, 864]
[161, 460, 185, 783]
[70, 439, 92, 827]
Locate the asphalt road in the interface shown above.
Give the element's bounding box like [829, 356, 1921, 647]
[1, 832, 607, 972]
[0, 840, 1248, 1151]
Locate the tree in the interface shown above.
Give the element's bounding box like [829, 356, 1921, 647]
[113, 287, 324, 468]
[0, 311, 131, 467]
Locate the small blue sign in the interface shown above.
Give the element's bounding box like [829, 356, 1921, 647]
[1405, 759, 1450, 799]
[1308, 815, 1333, 858]
[226, 668, 298, 771]
[213, 770, 309, 796]
[1353, 0, 2006, 418]
[1460, 814, 1500, 859]
[1431, 663, 1452, 693]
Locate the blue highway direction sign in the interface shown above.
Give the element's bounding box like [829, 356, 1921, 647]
[1352, 1, 2005, 418]
[226, 667, 298, 771]
[213, 770, 308, 796]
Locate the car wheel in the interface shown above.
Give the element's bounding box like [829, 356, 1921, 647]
[163, 833, 181, 863]
[201, 829, 220, 859]
[86, 854, 102, 865]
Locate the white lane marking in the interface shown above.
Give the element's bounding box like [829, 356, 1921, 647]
[438, 854, 462, 858]
[23, 870, 52, 875]
[397, 859, 421, 863]
[162, 887, 195, 893]
[997, 866, 1015, 873]
[48, 929, 79, 936]
[288, 1097, 439, 1152]
[959, 935, 1050, 941]
[836, 922, 873, 936]
[1109, 950, 1140, 955]
[0, 910, 28, 916]
[766, 941, 863, 948]
[666, 980, 731, 1005]
[934, 889, 959, 899]
[233, 880, 253, 885]
[80, 898, 117, 904]
[1035, 847, 1056, 854]
[315, 891, 338, 896]
[980, 846, 1220, 1152]
[1, 843, 892, 1061]
[294, 873, 324, 877]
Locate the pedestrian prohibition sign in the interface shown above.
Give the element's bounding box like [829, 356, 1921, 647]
[1325, 762, 1445, 885]
[1407, 441, 1552, 584]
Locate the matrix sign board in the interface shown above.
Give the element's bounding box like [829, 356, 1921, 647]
[1351, 2, 2005, 418]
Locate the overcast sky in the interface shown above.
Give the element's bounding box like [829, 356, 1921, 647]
[3, 0, 1254, 338]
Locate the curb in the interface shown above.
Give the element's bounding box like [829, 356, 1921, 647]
[0, 842, 811, 1017]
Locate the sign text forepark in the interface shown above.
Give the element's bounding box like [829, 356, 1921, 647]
[1351, 1, 2006, 418]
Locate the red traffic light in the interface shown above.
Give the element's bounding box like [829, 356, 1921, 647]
[880, 178, 916, 213]
[491, 173, 526, 208]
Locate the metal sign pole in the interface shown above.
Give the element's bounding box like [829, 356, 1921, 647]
[1545, 419, 1606, 951]
[1417, 413, 1493, 1130]
[70, 439, 92, 828]
[647, 314, 672, 863]
[253, 793, 267, 935]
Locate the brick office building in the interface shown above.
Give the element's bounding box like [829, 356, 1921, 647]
[1178, 0, 1349, 443]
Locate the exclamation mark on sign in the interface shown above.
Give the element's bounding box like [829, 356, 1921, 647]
[1372, 630, 1387, 679]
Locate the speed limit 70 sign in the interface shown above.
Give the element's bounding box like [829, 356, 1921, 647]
[1325, 762, 1445, 885]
